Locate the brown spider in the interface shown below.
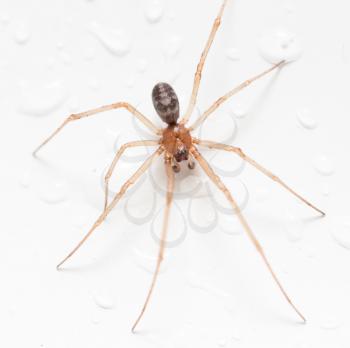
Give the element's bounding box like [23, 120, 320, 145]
[33, 0, 325, 332]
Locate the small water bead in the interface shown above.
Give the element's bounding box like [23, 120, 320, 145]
[321, 182, 330, 196]
[320, 315, 342, 330]
[229, 102, 248, 119]
[124, 182, 157, 225]
[91, 310, 102, 325]
[226, 47, 240, 61]
[259, 30, 302, 63]
[88, 78, 100, 91]
[219, 215, 242, 236]
[84, 46, 96, 61]
[284, 0, 296, 14]
[136, 58, 148, 74]
[93, 291, 116, 310]
[19, 168, 32, 189]
[19, 80, 68, 117]
[217, 338, 228, 347]
[145, 0, 164, 24]
[313, 155, 335, 176]
[13, 24, 31, 45]
[90, 22, 132, 57]
[332, 218, 350, 250]
[162, 35, 182, 60]
[284, 212, 304, 242]
[0, 13, 10, 26]
[37, 178, 68, 204]
[124, 75, 137, 89]
[188, 191, 218, 234]
[297, 108, 318, 130]
[59, 51, 72, 65]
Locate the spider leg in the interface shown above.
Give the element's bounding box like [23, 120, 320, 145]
[104, 140, 160, 211]
[56, 147, 164, 269]
[190, 146, 306, 323]
[180, 0, 229, 125]
[132, 156, 175, 333]
[33, 102, 160, 156]
[194, 139, 325, 216]
[189, 60, 285, 130]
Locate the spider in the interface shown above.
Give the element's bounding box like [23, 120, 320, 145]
[33, 0, 325, 332]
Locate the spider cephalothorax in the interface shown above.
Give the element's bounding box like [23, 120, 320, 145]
[153, 82, 195, 171]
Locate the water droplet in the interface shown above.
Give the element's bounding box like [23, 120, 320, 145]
[90, 21, 131, 57]
[231, 327, 241, 341]
[210, 152, 245, 179]
[259, 30, 302, 63]
[0, 13, 10, 26]
[88, 78, 100, 91]
[313, 155, 334, 176]
[229, 102, 248, 119]
[84, 46, 96, 61]
[56, 41, 64, 51]
[163, 35, 182, 60]
[125, 183, 157, 225]
[59, 51, 72, 65]
[136, 58, 148, 73]
[19, 169, 31, 189]
[332, 219, 350, 250]
[199, 109, 238, 144]
[145, 0, 164, 24]
[297, 108, 318, 130]
[217, 338, 228, 347]
[13, 24, 30, 45]
[91, 310, 102, 325]
[93, 292, 116, 310]
[321, 182, 330, 196]
[37, 178, 68, 204]
[46, 56, 56, 70]
[219, 214, 242, 236]
[188, 190, 218, 234]
[284, 212, 304, 242]
[284, 0, 296, 14]
[19, 80, 68, 117]
[124, 75, 137, 89]
[226, 47, 240, 61]
[320, 315, 342, 330]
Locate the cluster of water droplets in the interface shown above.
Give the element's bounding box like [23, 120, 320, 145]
[259, 30, 302, 63]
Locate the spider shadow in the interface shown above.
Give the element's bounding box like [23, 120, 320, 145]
[238, 63, 288, 137]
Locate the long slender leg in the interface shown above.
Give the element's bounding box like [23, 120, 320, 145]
[180, 0, 229, 125]
[33, 102, 160, 156]
[190, 146, 306, 322]
[194, 139, 325, 216]
[56, 147, 164, 269]
[132, 156, 175, 333]
[189, 60, 285, 130]
[104, 140, 159, 211]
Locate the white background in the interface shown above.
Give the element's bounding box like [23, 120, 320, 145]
[1, 0, 350, 347]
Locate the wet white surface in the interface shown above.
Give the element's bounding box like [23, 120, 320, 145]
[1, 0, 350, 347]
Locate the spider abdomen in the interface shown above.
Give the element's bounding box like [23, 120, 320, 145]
[152, 82, 179, 125]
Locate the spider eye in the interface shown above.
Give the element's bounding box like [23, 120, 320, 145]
[152, 82, 179, 125]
